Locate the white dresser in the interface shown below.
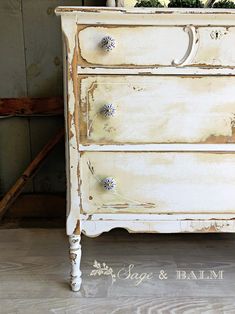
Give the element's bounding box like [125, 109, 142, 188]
[56, 7, 235, 291]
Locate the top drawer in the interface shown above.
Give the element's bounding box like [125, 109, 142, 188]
[78, 25, 235, 68]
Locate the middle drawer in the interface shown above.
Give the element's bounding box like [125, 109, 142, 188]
[79, 75, 235, 145]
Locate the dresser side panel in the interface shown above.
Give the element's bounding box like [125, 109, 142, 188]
[61, 15, 81, 235]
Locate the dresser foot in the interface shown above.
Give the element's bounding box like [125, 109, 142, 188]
[69, 234, 82, 292]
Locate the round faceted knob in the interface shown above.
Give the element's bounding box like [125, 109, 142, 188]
[100, 104, 116, 118]
[100, 36, 116, 52]
[102, 177, 116, 191]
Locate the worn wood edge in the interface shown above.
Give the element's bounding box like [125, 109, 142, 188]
[56, 7, 235, 26]
[79, 144, 235, 151]
[55, 6, 235, 14]
[0, 97, 63, 116]
[77, 66, 235, 75]
[81, 220, 235, 237]
[61, 15, 81, 236]
[80, 213, 235, 220]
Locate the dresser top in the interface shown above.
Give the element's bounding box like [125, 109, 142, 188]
[55, 6, 235, 25]
[55, 6, 235, 15]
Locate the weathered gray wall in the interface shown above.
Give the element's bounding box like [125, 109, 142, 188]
[0, 0, 105, 195]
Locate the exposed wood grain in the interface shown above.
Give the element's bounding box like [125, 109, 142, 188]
[0, 97, 63, 116]
[0, 129, 64, 219]
[1, 297, 235, 314]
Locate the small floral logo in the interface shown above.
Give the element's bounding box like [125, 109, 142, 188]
[90, 260, 116, 284]
[90, 261, 224, 286]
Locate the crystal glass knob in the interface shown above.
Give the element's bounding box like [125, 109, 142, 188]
[102, 177, 116, 191]
[100, 36, 116, 52]
[100, 104, 116, 118]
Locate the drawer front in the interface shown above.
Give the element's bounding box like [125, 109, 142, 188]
[79, 75, 235, 144]
[78, 26, 235, 68]
[80, 152, 235, 214]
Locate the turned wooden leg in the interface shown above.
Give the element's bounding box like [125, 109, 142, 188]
[69, 234, 82, 291]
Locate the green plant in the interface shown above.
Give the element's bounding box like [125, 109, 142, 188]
[135, 0, 235, 8]
[135, 0, 164, 7]
[213, 0, 235, 7]
[168, 0, 203, 6]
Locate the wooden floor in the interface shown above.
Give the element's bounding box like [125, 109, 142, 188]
[0, 228, 235, 313]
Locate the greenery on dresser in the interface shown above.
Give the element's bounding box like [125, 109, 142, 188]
[135, 0, 235, 7]
[135, 0, 164, 6]
[212, 0, 235, 7]
[168, 0, 203, 7]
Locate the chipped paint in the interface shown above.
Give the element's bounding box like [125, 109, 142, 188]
[69, 234, 81, 291]
[58, 7, 235, 292]
[77, 25, 235, 68]
[79, 75, 235, 144]
[61, 15, 81, 236]
[55, 7, 235, 16]
[81, 220, 235, 237]
[80, 152, 235, 214]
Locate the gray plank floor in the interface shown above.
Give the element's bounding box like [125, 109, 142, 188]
[0, 229, 235, 313]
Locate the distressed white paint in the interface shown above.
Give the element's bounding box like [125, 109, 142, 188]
[82, 220, 235, 237]
[56, 7, 235, 291]
[61, 15, 81, 236]
[56, 7, 235, 27]
[69, 235, 82, 291]
[172, 25, 199, 67]
[77, 66, 235, 75]
[78, 66, 235, 76]
[80, 152, 235, 214]
[79, 26, 189, 66]
[80, 75, 235, 144]
[80, 213, 235, 220]
[79, 144, 235, 151]
[79, 25, 235, 67]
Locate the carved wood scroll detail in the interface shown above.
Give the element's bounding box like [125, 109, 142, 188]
[172, 25, 199, 67]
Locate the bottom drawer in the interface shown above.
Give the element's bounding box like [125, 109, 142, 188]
[80, 152, 235, 214]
